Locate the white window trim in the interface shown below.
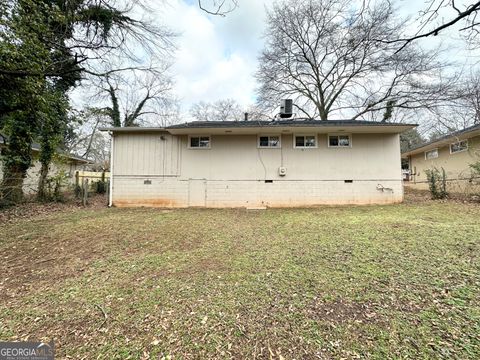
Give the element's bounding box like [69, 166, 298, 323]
[425, 148, 439, 160]
[257, 134, 282, 149]
[188, 135, 211, 149]
[449, 139, 468, 154]
[293, 134, 318, 149]
[327, 133, 352, 148]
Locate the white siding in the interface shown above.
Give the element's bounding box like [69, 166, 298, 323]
[111, 132, 403, 207]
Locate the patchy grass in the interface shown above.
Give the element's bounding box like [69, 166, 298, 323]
[0, 201, 479, 359]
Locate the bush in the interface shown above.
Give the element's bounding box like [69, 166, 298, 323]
[41, 171, 69, 202]
[94, 180, 107, 194]
[74, 184, 82, 198]
[470, 160, 480, 176]
[425, 167, 448, 199]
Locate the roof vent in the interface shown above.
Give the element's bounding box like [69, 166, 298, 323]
[280, 99, 293, 118]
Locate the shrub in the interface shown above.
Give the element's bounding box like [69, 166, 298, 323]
[425, 167, 448, 199]
[470, 160, 480, 176]
[74, 184, 82, 198]
[44, 170, 68, 202]
[94, 180, 107, 194]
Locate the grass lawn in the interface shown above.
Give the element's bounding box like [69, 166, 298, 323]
[1, 200, 479, 359]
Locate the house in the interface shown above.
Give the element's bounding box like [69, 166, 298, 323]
[402, 123, 480, 192]
[0, 138, 89, 194]
[102, 120, 415, 208]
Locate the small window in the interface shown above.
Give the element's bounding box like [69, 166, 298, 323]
[258, 135, 281, 148]
[328, 134, 351, 147]
[189, 135, 211, 149]
[425, 148, 438, 160]
[450, 140, 468, 154]
[294, 134, 317, 148]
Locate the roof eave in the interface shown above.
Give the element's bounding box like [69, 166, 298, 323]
[402, 128, 480, 157]
[101, 123, 417, 135]
[99, 127, 167, 133]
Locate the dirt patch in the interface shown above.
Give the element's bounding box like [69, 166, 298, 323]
[307, 298, 381, 325]
[0, 195, 107, 224]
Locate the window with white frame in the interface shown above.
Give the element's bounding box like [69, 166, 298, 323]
[425, 148, 438, 160]
[258, 135, 281, 148]
[294, 134, 317, 148]
[450, 140, 468, 154]
[328, 134, 351, 147]
[188, 135, 211, 149]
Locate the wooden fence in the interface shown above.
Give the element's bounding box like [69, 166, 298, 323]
[75, 170, 110, 206]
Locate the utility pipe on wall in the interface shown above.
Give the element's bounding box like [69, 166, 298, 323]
[108, 131, 114, 207]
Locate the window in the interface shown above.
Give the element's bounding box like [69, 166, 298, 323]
[294, 134, 317, 148]
[258, 135, 281, 148]
[450, 140, 468, 154]
[188, 135, 211, 149]
[328, 134, 351, 147]
[425, 148, 438, 160]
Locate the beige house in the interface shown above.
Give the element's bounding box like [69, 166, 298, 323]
[0, 139, 89, 194]
[103, 120, 414, 208]
[402, 124, 480, 192]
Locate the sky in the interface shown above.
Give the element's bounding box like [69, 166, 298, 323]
[158, 0, 477, 119]
[160, 0, 271, 113]
[73, 0, 479, 123]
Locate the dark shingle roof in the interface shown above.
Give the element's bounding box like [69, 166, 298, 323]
[167, 119, 417, 129]
[402, 123, 480, 155]
[0, 135, 89, 163]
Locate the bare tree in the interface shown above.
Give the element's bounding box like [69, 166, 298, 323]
[190, 99, 273, 121]
[424, 71, 480, 134]
[394, 1, 480, 51]
[256, 0, 447, 121]
[92, 66, 176, 127]
[198, 0, 238, 16]
[190, 99, 243, 121]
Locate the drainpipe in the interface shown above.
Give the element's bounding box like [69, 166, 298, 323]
[108, 131, 114, 207]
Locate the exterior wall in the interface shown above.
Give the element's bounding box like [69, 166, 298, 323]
[407, 135, 480, 192]
[111, 131, 404, 207]
[0, 153, 84, 195]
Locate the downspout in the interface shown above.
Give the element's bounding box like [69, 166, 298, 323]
[108, 131, 114, 207]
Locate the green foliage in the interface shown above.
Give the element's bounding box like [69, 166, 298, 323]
[94, 180, 107, 194]
[469, 160, 480, 176]
[400, 128, 425, 153]
[42, 170, 69, 202]
[382, 100, 395, 122]
[74, 184, 83, 198]
[425, 167, 448, 199]
[0, 0, 142, 203]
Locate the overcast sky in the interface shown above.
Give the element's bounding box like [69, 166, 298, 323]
[73, 0, 478, 122]
[158, 0, 477, 118]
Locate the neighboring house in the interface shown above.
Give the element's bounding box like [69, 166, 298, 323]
[102, 120, 415, 208]
[0, 138, 89, 194]
[402, 123, 480, 192]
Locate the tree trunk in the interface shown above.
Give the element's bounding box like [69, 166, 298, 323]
[1, 166, 26, 204]
[0, 119, 33, 204]
[37, 162, 49, 201]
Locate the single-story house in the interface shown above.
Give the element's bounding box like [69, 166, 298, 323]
[402, 123, 480, 192]
[102, 120, 415, 208]
[0, 138, 89, 194]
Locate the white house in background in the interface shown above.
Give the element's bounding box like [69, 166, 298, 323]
[0, 138, 89, 194]
[101, 120, 416, 208]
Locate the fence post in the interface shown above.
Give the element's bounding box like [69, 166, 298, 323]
[83, 178, 88, 206]
[106, 180, 110, 206]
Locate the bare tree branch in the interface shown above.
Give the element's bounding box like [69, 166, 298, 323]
[256, 0, 446, 122]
